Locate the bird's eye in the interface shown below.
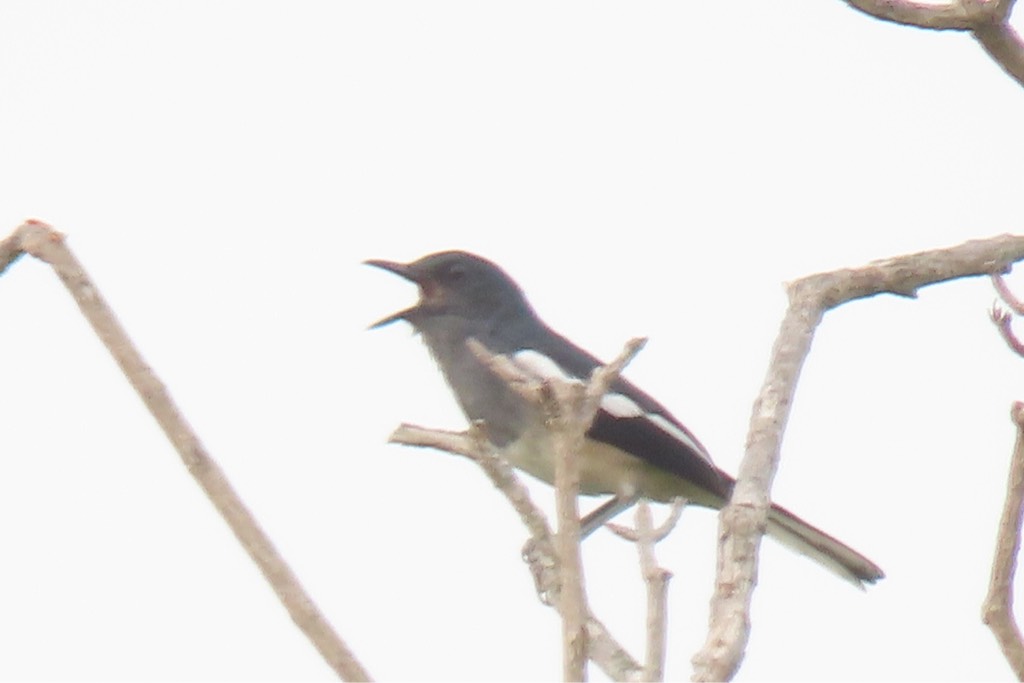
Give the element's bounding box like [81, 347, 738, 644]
[445, 264, 466, 282]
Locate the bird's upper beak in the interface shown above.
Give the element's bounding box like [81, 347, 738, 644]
[364, 259, 414, 283]
[364, 258, 426, 329]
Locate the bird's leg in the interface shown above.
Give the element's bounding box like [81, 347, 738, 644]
[581, 493, 641, 538]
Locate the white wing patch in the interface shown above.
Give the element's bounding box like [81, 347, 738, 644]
[512, 349, 714, 464]
[600, 392, 645, 418]
[512, 349, 574, 382]
[649, 414, 714, 464]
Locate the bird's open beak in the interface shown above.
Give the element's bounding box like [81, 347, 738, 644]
[364, 259, 421, 329]
[364, 259, 412, 279]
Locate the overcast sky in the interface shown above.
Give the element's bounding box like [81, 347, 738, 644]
[2, 2, 1024, 681]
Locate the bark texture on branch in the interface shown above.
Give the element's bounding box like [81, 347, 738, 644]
[843, 0, 1024, 88]
[390, 423, 644, 681]
[692, 234, 1024, 682]
[391, 338, 647, 681]
[981, 403, 1024, 678]
[0, 221, 372, 682]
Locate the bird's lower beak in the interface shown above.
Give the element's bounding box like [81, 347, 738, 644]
[365, 258, 420, 329]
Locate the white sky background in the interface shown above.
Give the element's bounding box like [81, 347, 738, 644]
[1, 2, 1023, 681]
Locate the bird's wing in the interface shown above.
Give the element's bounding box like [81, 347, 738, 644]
[509, 330, 733, 501]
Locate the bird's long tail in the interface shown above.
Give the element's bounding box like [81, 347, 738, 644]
[765, 502, 884, 588]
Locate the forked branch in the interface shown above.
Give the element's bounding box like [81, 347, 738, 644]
[692, 234, 1024, 681]
[391, 338, 647, 681]
[842, 0, 1024, 87]
[608, 499, 686, 682]
[389, 422, 644, 681]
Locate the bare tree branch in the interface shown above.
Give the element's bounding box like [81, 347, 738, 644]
[389, 423, 553, 541]
[542, 380, 591, 682]
[465, 335, 590, 679]
[466, 336, 646, 681]
[547, 336, 646, 681]
[466, 338, 539, 400]
[841, 0, 1024, 88]
[692, 233, 1024, 682]
[1, 221, 372, 682]
[389, 422, 644, 681]
[982, 402, 1024, 678]
[843, 0, 983, 29]
[613, 501, 681, 683]
[637, 503, 672, 683]
[586, 617, 645, 683]
[582, 337, 648, 418]
[974, 20, 1024, 86]
[607, 499, 686, 682]
[393, 338, 648, 680]
[0, 222, 30, 273]
[606, 498, 686, 545]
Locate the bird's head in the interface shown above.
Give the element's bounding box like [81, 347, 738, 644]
[365, 250, 532, 329]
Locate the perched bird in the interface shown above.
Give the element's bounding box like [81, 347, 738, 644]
[366, 250, 883, 587]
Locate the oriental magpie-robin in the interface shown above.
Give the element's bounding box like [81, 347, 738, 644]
[367, 250, 883, 587]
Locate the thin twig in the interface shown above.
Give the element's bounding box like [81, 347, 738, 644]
[2, 221, 371, 681]
[635, 502, 673, 683]
[982, 402, 1024, 678]
[582, 337, 648, 419]
[605, 500, 682, 682]
[388, 423, 553, 545]
[466, 338, 540, 401]
[470, 337, 593, 678]
[550, 336, 647, 681]
[389, 422, 644, 681]
[466, 337, 648, 680]
[391, 423, 563, 606]
[692, 233, 1024, 682]
[542, 379, 591, 682]
[607, 498, 686, 544]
